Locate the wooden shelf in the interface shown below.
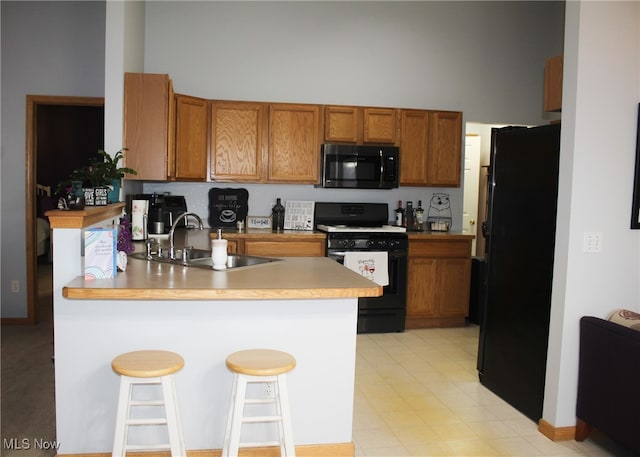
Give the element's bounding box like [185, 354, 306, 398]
[46, 203, 126, 229]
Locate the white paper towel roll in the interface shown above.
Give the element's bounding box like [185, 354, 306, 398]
[131, 200, 148, 240]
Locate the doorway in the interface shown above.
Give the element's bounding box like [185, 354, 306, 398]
[25, 95, 104, 324]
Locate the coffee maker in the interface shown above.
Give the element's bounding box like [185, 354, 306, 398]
[128, 193, 188, 235]
[147, 194, 166, 235]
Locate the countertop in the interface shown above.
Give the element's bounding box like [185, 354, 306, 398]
[62, 255, 382, 301]
[406, 231, 475, 240]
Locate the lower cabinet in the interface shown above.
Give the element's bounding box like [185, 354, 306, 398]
[217, 231, 326, 257]
[406, 237, 472, 328]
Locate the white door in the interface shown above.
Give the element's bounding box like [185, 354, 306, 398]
[463, 134, 481, 255]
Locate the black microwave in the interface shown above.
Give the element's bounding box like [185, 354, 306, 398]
[320, 144, 399, 189]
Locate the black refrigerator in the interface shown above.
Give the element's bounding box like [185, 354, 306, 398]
[477, 123, 561, 422]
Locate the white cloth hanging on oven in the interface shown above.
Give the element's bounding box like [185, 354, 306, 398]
[343, 251, 389, 286]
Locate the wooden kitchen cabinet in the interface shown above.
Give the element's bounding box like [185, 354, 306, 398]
[324, 105, 360, 143]
[363, 107, 397, 144]
[399, 109, 462, 187]
[268, 103, 321, 183]
[210, 101, 266, 182]
[406, 236, 472, 328]
[544, 55, 563, 112]
[399, 109, 430, 185]
[123, 72, 175, 181]
[428, 110, 462, 186]
[218, 231, 326, 257]
[174, 94, 208, 181]
[324, 105, 397, 144]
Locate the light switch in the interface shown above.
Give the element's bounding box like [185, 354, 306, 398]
[583, 232, 603, 253]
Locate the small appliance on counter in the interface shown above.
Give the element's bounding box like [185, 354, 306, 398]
[127, 194, 188, 235]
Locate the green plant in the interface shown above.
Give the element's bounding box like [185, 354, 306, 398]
[90, 148, 137, 186]
[55, 148, 137, 197]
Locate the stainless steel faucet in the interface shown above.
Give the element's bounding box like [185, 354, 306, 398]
[168, 212, 204, 260]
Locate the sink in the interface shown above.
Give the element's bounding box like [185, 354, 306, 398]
[128, 249, 280, 271]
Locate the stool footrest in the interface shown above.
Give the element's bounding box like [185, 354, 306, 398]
[244, 398, 276, 405]
[239, 440, 282, 448]
[130, 400, 165, 406]
[242, 415, 282, 423]
[126, 418, 168, 426]
[126, 443, 171, 451]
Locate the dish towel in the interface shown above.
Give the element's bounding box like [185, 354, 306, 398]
[344, 251, 389, 286]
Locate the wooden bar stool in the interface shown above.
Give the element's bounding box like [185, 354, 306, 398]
[111, 350, 186, 457]
[222, 349, 296, 457]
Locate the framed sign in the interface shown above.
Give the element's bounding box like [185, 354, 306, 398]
[247, 216, 271, 229]
[632, 103, 640, 229]
[284, 200, 315, 230]
[208, 188, 249, 228]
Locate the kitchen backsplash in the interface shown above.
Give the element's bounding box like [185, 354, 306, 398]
[139, 182, 464, 231]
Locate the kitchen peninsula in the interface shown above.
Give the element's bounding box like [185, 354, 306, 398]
[47, 204, 381, 456]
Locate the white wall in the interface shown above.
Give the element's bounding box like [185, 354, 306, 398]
[138, 0, 564, 235]
[543, 1, 640, 427]
[0, 1, 106, 318]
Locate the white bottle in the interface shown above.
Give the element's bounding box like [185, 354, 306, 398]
[211, 228, 228, 270]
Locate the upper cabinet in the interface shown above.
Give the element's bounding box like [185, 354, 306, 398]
[400, 109, 462, 187]
[210, 101, 266, 182]
[544, 55, 563, 112]
[123, 72, 175, 181]
[174, 94, 208, 181]
[428, 111, 462, 186]
[363, 107, 397, 144]
[210, 101, 319, 184]
[324, 106, 359, 143]
[324, 105, 397, 144]
[123, 73, 463, 187]
[267, 103, 321, 183]
[399, 110, 430, 185]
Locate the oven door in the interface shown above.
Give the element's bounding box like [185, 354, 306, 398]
[329, 248, 407, 333]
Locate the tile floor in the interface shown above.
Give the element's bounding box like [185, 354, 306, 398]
[352, 326, 634, 457]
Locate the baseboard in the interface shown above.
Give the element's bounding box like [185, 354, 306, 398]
[538, 418, 576, 441]
[55, 442, 354, 457]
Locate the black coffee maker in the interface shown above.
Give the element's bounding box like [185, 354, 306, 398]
[128, 193, 188, 234]
[147, 194, 165, 235]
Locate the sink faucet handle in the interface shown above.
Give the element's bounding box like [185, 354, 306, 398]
[181, 245, 192, 263]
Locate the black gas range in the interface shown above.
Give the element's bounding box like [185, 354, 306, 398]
[315, 202, 407, 334]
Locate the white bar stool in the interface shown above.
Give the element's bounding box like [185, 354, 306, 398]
[222, 349, 296, 457]
[111, 350, 186, 457]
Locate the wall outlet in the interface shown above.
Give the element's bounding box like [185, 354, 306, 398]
[264, 382, 275, 399]
[10, 280, 19, 293]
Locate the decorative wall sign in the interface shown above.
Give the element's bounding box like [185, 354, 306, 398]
[284, 200, 315, 230]
[208, 188, 249, 228]
[247, 216, 271, 229]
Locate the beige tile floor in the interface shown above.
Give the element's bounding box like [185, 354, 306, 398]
[353, 326, 634, 457]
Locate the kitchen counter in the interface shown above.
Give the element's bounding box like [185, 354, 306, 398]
[49, 205, 372, 456]
[63, 255, 381, 300]
[216, 227, 327, 238]
[406, 230, 475, 240]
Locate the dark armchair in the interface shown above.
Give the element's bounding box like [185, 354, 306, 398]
[575, 316, 640, 454]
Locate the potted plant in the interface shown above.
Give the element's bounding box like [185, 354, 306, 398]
[55, 148, 137, 207]
[90, 149, 137, 204]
